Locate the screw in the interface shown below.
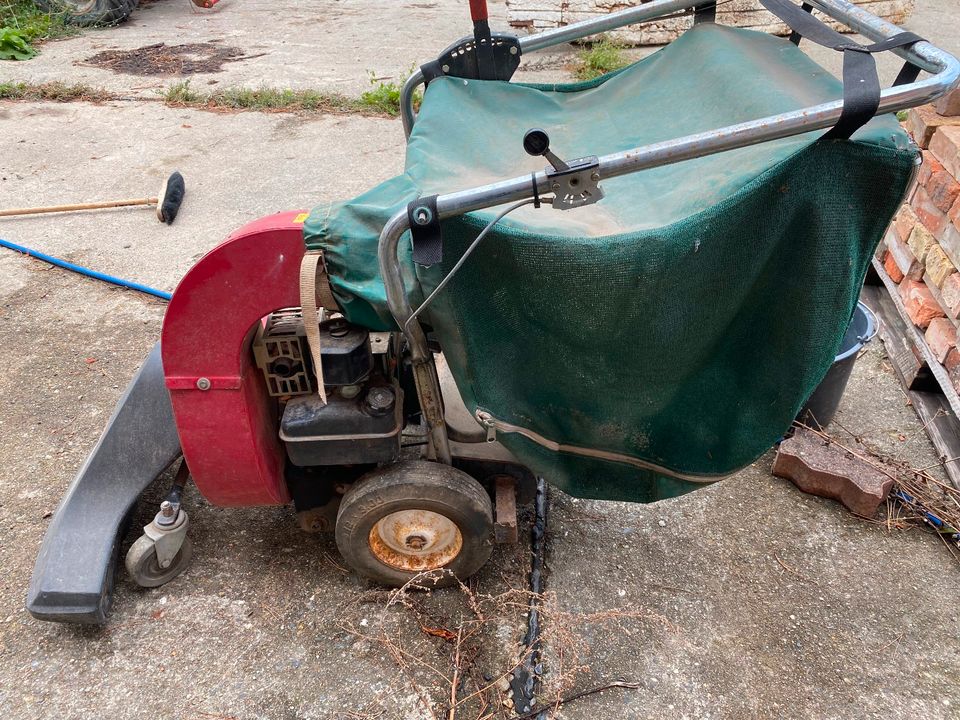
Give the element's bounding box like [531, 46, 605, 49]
[551, 181, 560, 191]
[160, 500, 175, 518]
[591, 171, 600, 181]
[196, 377, 211, 391]
[442, 64, 450, 73]
[510, 46, 518, 55]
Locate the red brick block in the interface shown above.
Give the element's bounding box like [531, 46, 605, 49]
[926, 170, 960, 214]
[945, 347, 960, 373]
[926, 317, 957, 363]
[950, 197, 960, 229]
[908, 106, 960, 149]
[901, 279, 945, 329]
[912, 186, 950, 239]
[917, 150, 945, 188]
[941, 272, 960, 319]
[883, 251, 904, 283]
[935, 88, 960, 117]
[895, 204, 919, 242]
[773, 427, 894, 517]
[930, 126, 960, 180]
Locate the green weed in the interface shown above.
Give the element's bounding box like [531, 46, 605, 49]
[0, 0, 77, 60]
[574, 36, 630, 81]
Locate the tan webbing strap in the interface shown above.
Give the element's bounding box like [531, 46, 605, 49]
[299, 250, 329, 404]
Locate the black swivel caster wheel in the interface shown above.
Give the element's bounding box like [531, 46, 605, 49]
[335, 460, 494, 587]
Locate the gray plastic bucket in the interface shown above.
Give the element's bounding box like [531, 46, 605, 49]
[797, 301, 877, 429]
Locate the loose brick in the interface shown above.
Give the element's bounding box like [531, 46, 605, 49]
[942, 272, 960, 319]
[917, 150, 945, 188]
[930, 126, 960, 180]
[907, 222, 937, 263]
[773, 427, 894, 517]
[894, 204, 919, 242]
[886, 226, 923, 280]
[925, 317, 958, 363]
[945, 347, 960, 373]
[907, 106, 960, 149]
[902, 279, 945, 329]
[883, 250, 904, 283]
[926, 244, 956, 288]
[926, 170, 960, 214]
[935, 87, 960, 117]
[912, 186, 949, 238]
[940, 222, 960, 273]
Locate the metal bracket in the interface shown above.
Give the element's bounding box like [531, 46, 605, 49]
[421, 32, 522, 85]
[546, 157, 604, 210]
[144, 509, 190, 570]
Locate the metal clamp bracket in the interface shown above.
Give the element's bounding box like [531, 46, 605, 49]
[546, 156, 604, 210]
[522, 129, 604, 210]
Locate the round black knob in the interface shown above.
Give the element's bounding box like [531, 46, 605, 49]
[523, 128, 550, 157]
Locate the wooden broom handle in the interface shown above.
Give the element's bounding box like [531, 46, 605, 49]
[0, 197, 157, 218]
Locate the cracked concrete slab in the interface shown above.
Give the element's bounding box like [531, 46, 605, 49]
[0, 0, 577, 98]
[2, 1, 960, 718]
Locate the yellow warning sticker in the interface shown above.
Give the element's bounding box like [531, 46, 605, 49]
[293, 212, 309, 224]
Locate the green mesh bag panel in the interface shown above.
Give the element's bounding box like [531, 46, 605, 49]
[303, 23, 916, 502]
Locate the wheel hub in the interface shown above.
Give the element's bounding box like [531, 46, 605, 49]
[369, 509, 463, 572]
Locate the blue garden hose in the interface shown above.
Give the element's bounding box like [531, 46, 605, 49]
[0, 238, 172, 301]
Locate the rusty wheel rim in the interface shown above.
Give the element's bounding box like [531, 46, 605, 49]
[368, 509, 463, 572]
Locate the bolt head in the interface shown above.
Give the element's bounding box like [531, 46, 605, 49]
[196, 377, 211, 391]
[160, 500, 175, 518]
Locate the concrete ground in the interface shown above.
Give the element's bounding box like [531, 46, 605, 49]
[2, 1, 960, 718]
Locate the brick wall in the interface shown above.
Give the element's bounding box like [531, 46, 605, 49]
[881, 88, 960, 390]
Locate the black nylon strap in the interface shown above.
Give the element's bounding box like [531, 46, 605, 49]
[693, 1, 716, 24]
[408, 195, 443, 266]
[759, 0, 924, 139]
[473, 19, 497, 80]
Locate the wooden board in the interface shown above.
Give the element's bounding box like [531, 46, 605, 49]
[861, 281, 960, 490]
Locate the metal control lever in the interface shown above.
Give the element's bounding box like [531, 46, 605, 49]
[522, 128, 604, 210]
[523, 128, 570, 171]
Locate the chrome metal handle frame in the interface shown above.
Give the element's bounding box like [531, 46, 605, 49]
[383, 0, 960, 463]
[399, 0, 953, 136]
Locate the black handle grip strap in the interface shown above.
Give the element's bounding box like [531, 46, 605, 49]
[408, 195, 443, 266]
[759, 0, 924, 139]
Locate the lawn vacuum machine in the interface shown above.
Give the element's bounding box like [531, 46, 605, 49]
[27, 0, 959, 623]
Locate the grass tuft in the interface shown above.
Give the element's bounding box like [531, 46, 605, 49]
[0, 80, 111, 101]
[574, 36, 630, 81]
[163, 77, 421, 117]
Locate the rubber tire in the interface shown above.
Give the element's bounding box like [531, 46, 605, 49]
[36, 0, 139, 27]
[125, 535, 193, 588]
[335, 461, 493, 587]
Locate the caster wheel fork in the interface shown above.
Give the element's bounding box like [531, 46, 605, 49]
[125, 464, 194, 588]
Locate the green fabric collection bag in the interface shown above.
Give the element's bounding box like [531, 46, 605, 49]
[304, 23, 916, 502]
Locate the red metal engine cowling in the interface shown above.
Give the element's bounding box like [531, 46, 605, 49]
[161, 211, 308, 506]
